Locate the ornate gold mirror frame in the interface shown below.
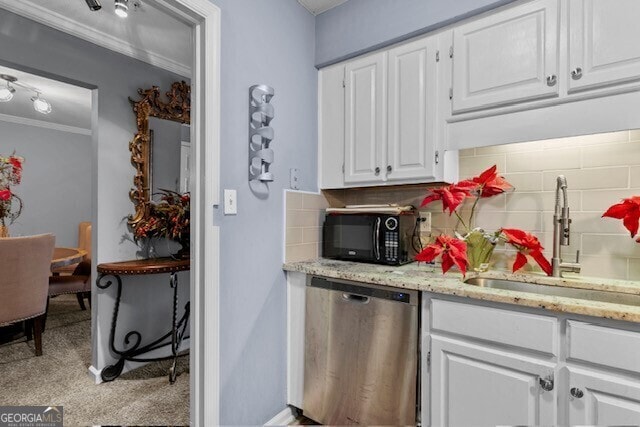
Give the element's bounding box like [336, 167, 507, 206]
[128, 81, 191, 230]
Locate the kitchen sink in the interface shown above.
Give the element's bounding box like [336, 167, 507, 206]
[464, 277, 640, 307]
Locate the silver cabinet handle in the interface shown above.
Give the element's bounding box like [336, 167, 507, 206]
[571, 67, 583, 80]
[570, 387, 584, 398]
[374, 167, 380, 176]
[387, 165, 392, 173]
[539, 375, 554, 392]
[546, 75, 557, 87]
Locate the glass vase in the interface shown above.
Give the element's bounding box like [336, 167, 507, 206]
[464, 229, 496, 273]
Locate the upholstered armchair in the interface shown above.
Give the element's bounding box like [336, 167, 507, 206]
[0, 234, 55, 356]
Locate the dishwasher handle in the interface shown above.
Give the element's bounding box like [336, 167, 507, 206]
[342, 293, 370, 304]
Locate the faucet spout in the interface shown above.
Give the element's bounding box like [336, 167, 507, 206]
[552, 175, 580, 277]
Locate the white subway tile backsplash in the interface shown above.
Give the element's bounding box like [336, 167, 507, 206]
[506, 191, 581, 212]
[579, 255, 629, 280]
[542, 167, 629, 191]
[459, 154, 506, 178]
[582, 234, 640, 259]
[475, 140, 542, 155]
[502, 172, 544, 192]
[302, 227, 322, 244]
[543, 130, 629, 149]
[631, 166, 640, 188]
[629, 259, 640, 280]
[582, 142, 640, 168]
[286, 227, 303, 245]
[582, 189, 640, 212]
[507, 148, 581, 173]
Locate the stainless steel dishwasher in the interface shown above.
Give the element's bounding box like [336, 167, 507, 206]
[304, 276, 419, 426]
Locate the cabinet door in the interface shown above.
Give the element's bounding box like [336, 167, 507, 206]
[319, 64, 345, 189]
[451, 0, 559, 114]
[431, 336, 556, 427]
[568, 0, 640, 93]
[568, 367, 640, 426]
[344, 52, 386, 184]
[387, 36, 437, 182]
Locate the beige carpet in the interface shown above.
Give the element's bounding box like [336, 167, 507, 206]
[0, 294, 189, 426]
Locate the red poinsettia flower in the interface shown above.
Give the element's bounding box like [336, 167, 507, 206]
[416, 234, 468, 276]
[602, 196, 640, 239]
[500, 228, 552, 276]
[460, 165, 513, 198]
[421, 182, 476, 215]
[0, 188, 11, 201]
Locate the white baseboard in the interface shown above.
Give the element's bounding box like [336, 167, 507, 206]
[264, 406, 296, 426]
[87, 365, 103, 385]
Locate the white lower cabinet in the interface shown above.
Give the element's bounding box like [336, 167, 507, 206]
[430, 335, 556, 427]
[567, 367, 640, 425]
[424, 297, 640, 427]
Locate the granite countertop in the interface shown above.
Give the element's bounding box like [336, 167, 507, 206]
[283, 259, 640, 323]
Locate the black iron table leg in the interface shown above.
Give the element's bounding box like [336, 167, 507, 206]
[97, 272, 190, 383]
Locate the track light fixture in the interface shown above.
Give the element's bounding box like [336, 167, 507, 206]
[0, 74, 53, 114]
[85, 0, 102, 11]
[114, 0, 129, 18]
[31, 93, 52, 115]
[0, 82, 15, 103]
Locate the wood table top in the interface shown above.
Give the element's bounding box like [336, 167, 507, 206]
[97, 257, 190, 276]
[51, 247, 87, 269]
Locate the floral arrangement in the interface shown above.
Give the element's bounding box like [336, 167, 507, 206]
[416, 165, 552, 276]
[134, 189, 190, 257]
[603, 196, 640, 242]
[0, 153, 24, 227]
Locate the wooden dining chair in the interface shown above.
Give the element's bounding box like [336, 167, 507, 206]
[49, 260, 91, 310]
[52, 222, 91, 276]
[0, 233, 55, 356]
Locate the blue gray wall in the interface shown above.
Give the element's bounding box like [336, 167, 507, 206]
[315, 0, 516, 66]
[0, 122, 91, 246]
[209, 0, 317, 424]
[0, 9, 189, 372]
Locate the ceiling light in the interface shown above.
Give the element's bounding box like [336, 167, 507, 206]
[85, 0, 102, 11]
[31, 93, 52, 115]
[114, 0, 129, 18]
[0, 83, 15, 102]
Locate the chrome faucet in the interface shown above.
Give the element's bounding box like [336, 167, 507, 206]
[552, 175, 581, 277]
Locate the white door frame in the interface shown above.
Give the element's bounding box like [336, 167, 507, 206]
[0, 0, 222, 423]
[152, 1, 221, 424]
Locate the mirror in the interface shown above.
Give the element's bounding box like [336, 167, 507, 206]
[128, 82, 190, 231]
[148, 118, 190, 199]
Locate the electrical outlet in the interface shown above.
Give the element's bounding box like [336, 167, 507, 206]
[418, 211, 431, 233]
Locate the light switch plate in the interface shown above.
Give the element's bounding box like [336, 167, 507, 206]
[290, 168, 300, 190]
[224, 189, 237, 215]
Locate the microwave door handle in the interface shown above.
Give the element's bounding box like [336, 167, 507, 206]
[374, 217, 381, 260]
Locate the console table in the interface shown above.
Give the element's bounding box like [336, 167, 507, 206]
[96, 257, 190, 384]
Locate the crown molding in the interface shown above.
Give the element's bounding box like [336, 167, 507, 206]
[0, 1, 191, 78]
[0, 112, 92, 135]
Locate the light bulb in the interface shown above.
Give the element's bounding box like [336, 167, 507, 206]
[114, 0, 129, 17]
[31, 94, 52, 114]
[0, 83, 15, 102]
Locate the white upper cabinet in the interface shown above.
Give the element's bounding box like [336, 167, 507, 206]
[344, 52, 387, 184]
[387, 37, 438, 182]
[568, 0, 640, 93]
[451, 0, 559, 114]
[567, 367, 640, 426]
[430, 336, 556, 427]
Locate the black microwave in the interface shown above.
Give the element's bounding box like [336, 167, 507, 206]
[322, 212, 418, 265]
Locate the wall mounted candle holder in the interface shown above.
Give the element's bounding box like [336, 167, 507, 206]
[249, 85, 275, 182]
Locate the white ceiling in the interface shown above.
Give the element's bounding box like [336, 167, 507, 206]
[0, 0, 192, 77]
[0, 64, 92, 134]
[298, 0, 349, 15]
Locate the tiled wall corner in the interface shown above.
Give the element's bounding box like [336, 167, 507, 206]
[284, 191, 328, 263]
